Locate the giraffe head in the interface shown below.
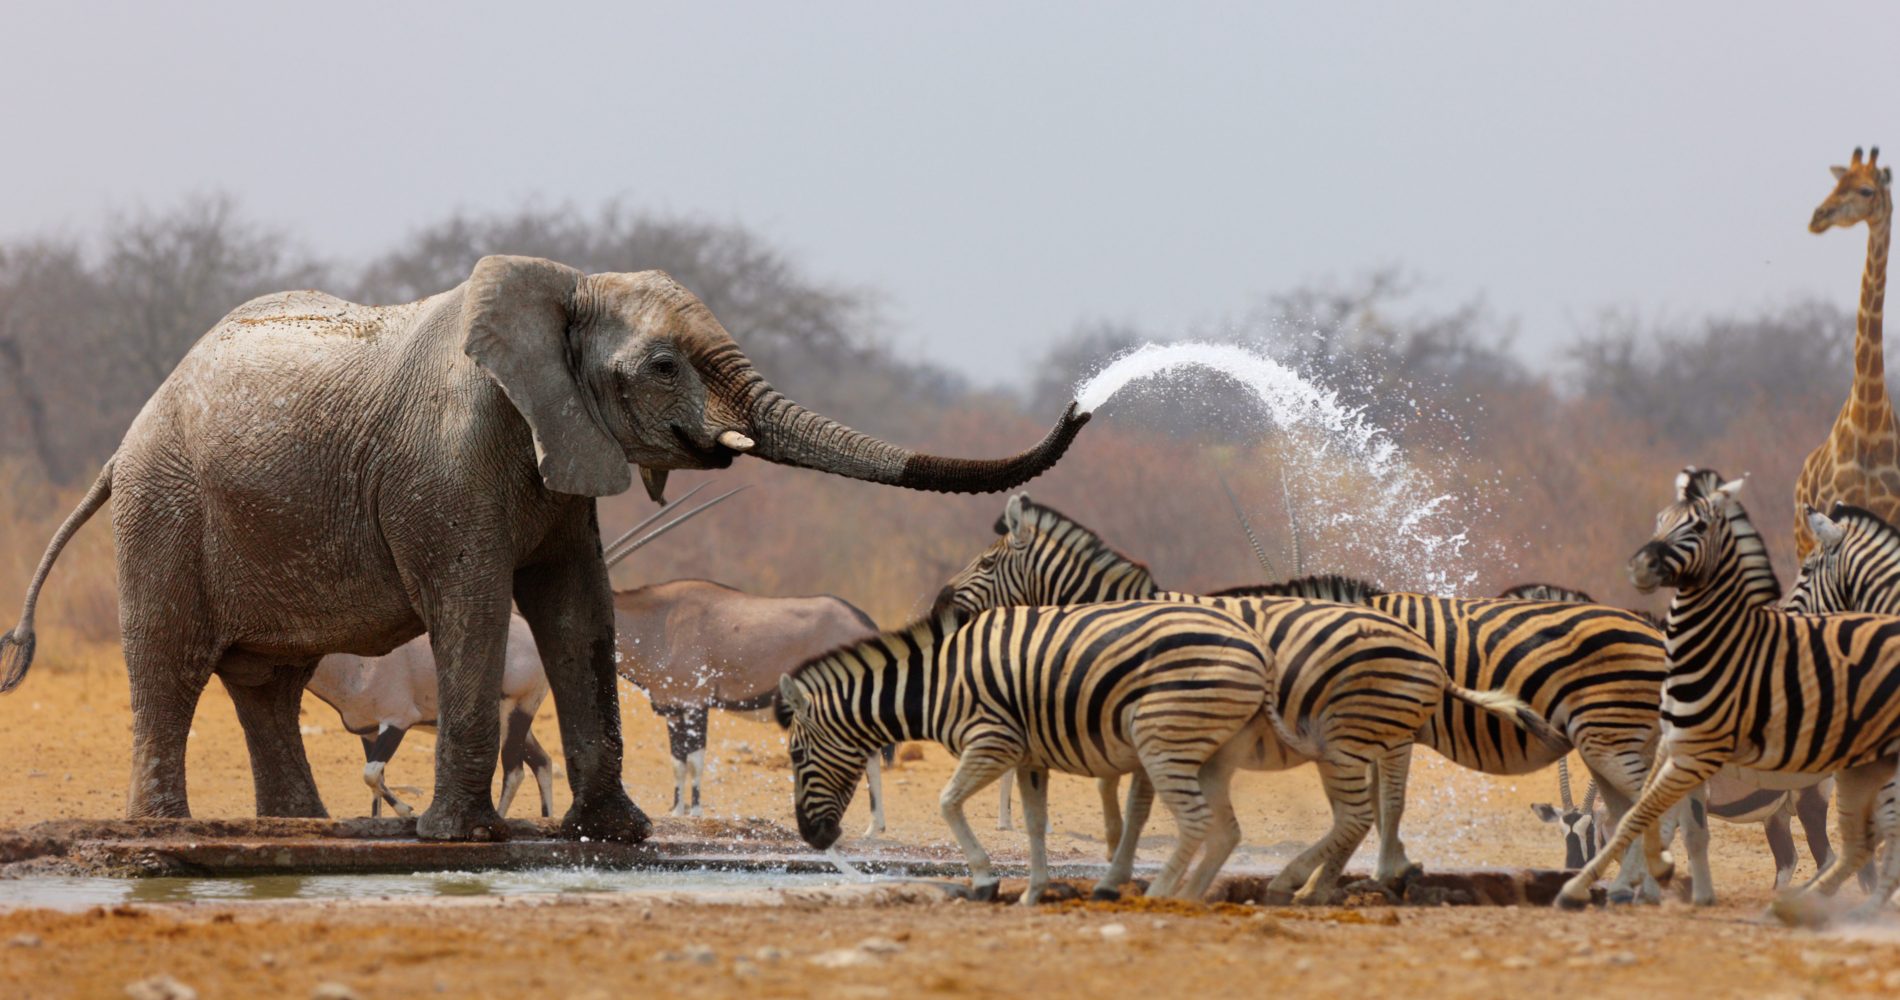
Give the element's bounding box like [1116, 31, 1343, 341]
[1810, 146, 1893, 234]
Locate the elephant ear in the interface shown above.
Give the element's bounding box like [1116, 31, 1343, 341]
[462, 255, 632, 497]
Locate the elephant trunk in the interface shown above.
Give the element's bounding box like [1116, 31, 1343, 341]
[700, 347, 1089, 494]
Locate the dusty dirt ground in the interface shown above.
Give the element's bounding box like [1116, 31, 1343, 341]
[5, 666, 1900, 998]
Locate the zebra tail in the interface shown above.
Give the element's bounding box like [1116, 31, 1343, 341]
[1260, 697, 1323, 760]
[1445, 684, 1566, 750]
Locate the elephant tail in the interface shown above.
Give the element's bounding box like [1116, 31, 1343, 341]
[2, 460, 112, 694]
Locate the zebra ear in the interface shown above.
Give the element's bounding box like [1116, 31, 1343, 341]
[777, 675, 811, 720]
[1716, 477, 1746, 498]
[1810, 508, 1846, 551]
[1675, 468, 1695, 500]
[1005, 493, 1034, 546]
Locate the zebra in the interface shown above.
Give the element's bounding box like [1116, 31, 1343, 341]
[1508, 581, 1838, 891]
[946, 494, 1691, 903]
[773, 602, 1275, 904]
[1555, 470, 1900, 915]
[1787, 502, 1900, 616]
[1532, 756, 1836, 890]
[936, 495, 1564, 904]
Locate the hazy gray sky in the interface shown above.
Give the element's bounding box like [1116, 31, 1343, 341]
[5, 1, 1896, 384]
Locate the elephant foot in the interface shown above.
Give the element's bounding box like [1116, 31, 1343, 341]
[418, 800, 508, 842]
[255, 788, 329, 819]
[127, 794, 192, 821]
[561, 790, 652, 844]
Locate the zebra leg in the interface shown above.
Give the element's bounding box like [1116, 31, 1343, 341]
[1372, 745, 1420, 885]
[1271, 756, 1377, 906]
[1181, 746, 1245, 901]
[1099, 776, 1124, 861]
[995, 777, 1014, 832]
[1094, 770, 1155, 901]
[1139, 769, 1212, 900]
[1556, 755, 1713, 909]
[1810, 760, 1886, 898]
[861, 750, 887, 839]
[1581, 749, 1668, 904]
[1016, 767, 1052, 905]
[937, 740, 1019, 901]
[1680, 787, 1715, 905]
[1850, 770, 1900, 919]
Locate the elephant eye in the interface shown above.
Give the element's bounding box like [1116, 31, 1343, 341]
[646, 354, 680, 380]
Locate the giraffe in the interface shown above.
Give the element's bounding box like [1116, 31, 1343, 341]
[1794, 146, 1899, 559]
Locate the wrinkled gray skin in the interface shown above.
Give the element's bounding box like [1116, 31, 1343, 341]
[612, 580, 883, 830]
[0, 254, 1088, 842]
[308, 613, 553, 820]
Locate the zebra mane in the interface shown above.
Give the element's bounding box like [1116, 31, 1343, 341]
[1208, 574, 1388, 603]
[1498, 582, 1596, 603]
[1827, 503, 1900, 547]
[1716, 491, 1782, 607]
[1006, 499, 1155, 587]
[782, 611, 957, 684]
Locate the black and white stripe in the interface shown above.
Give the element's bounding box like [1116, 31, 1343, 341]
[1555, 470, 1900, 914]
[775, 602, 1272, 903]
[937, 495, 1561, 903]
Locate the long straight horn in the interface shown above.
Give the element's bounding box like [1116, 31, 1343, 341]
[1581, 778, 1599, 813]
[605, 486, 750, 569]
[1220, 475, 1276, 578]
[1557, 756, 1575, 811]
[1281, 476, 1305, 576]
[601, 483, 710, 558]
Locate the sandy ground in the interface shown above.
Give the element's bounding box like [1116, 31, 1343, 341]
[4, 666, 1900, 998]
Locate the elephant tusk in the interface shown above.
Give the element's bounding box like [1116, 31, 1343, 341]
[717, 430, 756, 453]
[639, 466, 670, 504]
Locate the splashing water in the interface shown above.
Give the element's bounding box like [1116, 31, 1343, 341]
[1073, 342, 1496, 592]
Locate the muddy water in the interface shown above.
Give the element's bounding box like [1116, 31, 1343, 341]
[0, 867, 878, 910]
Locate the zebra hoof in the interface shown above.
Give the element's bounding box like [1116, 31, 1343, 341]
[1090, 886, 1121, 902]
[969, 881, 1000, 903]
[1606, 888, 1635, 906]
[1554, 892, 1591, 912]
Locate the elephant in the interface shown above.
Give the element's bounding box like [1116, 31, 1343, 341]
[0, 254, 1088, 842]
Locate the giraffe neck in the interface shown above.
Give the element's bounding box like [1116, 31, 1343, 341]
[1850, 192, 1892, 421]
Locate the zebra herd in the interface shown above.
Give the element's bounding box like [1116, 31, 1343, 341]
[772, 467, 1900, 915]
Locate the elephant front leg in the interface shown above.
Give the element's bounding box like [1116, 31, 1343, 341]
[514, 531, 649, 844]
[415, 594, 511, 842]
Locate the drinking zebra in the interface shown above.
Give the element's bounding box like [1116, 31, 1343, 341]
[948, 494, 1691, 903]
[773, 602, 1275, 903]
[1555, 470, 1900, 915]
[937, 495, 1564, 903]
